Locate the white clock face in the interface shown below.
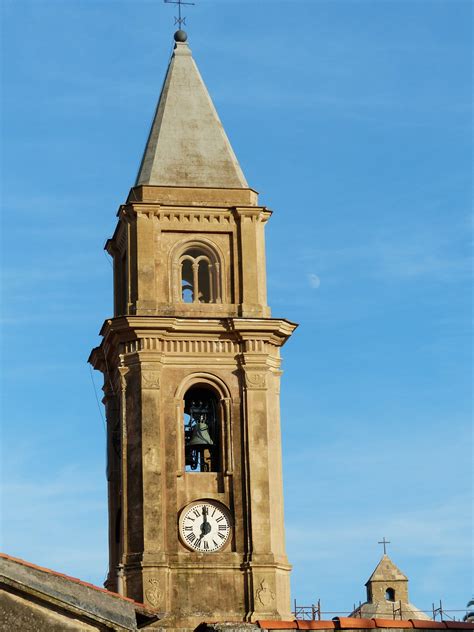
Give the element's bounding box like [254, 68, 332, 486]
[179, 501, 231, 553]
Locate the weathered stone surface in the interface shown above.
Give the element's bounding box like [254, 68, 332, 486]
[136, 40, 248, 189]
[0, 589, 99, 631]
[0, 553, 159, 631]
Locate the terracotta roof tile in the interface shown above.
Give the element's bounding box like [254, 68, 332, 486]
[297, 621, 336, 629]
[444, 624, 474, 630]
[374, 619, 414, 628]
[335, 618, 377, 629]
[257, 621, 298, 629]
[409, 622, 445, 629]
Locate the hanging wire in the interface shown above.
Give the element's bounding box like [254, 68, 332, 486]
[89, 365, 106, 433]
[104, 352, 116, 397]
[103, 249, 113, 269]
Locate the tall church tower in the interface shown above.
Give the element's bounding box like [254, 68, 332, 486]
[89, 30, 296, 628]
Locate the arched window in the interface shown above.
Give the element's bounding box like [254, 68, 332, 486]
[178, 246, 221, 304]
[385, 588, 395, 602]
[181, 258, 194, 303]
[183, 386, 220, 472]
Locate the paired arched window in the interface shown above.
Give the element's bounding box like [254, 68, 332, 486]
[178, 245, 222, 304]
[183, 386, 220, 472]
[385, 588, 395, 602]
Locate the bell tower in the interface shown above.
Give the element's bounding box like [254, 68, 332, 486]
[89, 30, 296, 628]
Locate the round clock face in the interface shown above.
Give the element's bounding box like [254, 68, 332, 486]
[179, 501, 231, 553]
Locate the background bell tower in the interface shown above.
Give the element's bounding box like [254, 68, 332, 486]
[89, 30, 296, 628]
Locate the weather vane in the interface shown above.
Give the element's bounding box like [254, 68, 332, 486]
[164, 0, 195, 30]
[378, 537, 391, 555]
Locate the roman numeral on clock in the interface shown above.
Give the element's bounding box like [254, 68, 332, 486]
[203, 541, 209, 550]
[218, 524, 227, 531]
[186, 533, 196, 543]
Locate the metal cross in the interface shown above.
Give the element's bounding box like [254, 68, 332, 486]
[164, 0, 195, 29]
[378, 537, 391, 555]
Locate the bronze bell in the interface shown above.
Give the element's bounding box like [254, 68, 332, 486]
[187, 421, 214, 447]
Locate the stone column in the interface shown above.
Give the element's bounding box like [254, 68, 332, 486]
[134, 210, 157, 314]
[235, 208, 270, 317]
[241, 343, 291, 621]
[140, 361, 169, 612]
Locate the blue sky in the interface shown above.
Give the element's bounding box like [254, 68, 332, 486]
[1, 0, 472, 619]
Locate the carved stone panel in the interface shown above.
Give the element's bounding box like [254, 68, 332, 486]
[141, 371, 161, 390]
[244, 371, 267, 390]
[255, 579, 275, 607]
[145, 577, 162, 608]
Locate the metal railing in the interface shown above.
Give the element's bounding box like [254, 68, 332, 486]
[293, 599, 468, 622]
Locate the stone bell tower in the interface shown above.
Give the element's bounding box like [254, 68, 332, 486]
[89, 30, 296, 628]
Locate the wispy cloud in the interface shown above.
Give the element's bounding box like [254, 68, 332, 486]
[1, 462, 108, 585]
[287, 494, 471, 564]
[300, 218, 472, 284]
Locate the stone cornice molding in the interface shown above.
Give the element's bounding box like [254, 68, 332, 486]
[98, 316, 297, 348]
[233, 207, 272, 224]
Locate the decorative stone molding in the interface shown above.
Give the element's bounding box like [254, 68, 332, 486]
[244, 371, 267, 390]
[244, 339, 267, 353]
[141, 371, 161, 390]
[162, 338, 238, 354]
[255, 579, 275, 607]
[158, 211, 234, 225]
[145, 578, 162, 607]
[123, 337, 239, 355]
[118, 366, 129, 392]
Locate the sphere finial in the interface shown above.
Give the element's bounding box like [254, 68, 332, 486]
[174, 29, 188, 42]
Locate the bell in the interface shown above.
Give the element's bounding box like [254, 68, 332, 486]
[187, 421, 214, 447]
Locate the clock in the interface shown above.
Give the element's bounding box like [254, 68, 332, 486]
[179, 500, 231, 553]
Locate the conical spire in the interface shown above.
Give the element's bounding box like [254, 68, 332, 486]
[136, 34, 248, 189]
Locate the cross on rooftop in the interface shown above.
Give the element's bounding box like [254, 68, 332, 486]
[164, 0, 195, 29]
[378, 537, 391, 555]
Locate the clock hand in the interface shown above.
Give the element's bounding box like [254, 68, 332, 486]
[196, 506, 210, 548]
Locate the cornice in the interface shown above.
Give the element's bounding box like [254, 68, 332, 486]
[100, 315, 295, 335]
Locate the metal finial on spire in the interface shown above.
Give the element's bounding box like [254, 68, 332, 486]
[164, 0, 195, 31]
[378, 537, 391, 555]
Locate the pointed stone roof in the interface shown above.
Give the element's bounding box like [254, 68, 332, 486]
[366, 555, 408, 584]
[348, 554, 431, 621]
[135, 37, 248, 189]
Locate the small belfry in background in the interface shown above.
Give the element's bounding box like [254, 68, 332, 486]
[89, 25, 297, 628]
[350, 550, 431, 620]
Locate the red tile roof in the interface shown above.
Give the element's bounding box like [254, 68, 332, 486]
[336, 618, 377, 629]
[374, 619, 414, 628]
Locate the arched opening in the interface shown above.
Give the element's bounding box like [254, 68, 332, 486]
[198, 259, 211, 302]
[181, 258, 194, 303]
[385, 588, 395, 602]
[183, 385, 220, 472]
[177, 244, 221, 304]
